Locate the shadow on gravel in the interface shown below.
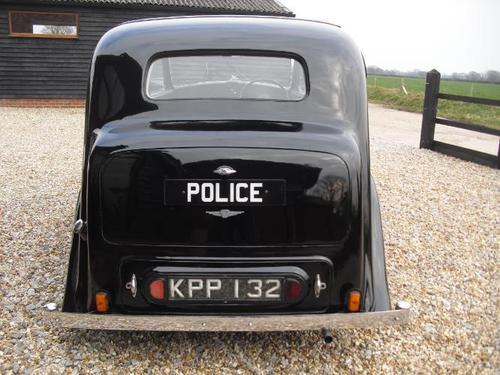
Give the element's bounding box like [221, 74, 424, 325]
[50, 328, 348, 369]
[57, 328, 326, 348]
[54, 328, 343, 358]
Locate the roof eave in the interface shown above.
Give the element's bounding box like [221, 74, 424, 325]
[0, 0, 294, 17]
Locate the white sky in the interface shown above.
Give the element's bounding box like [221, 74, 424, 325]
[279, 0, 500, 74]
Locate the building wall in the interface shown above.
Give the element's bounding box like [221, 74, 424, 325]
[0, 4, 196, 101]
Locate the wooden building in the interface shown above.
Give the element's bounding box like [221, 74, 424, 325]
[0, 0, 293, 107]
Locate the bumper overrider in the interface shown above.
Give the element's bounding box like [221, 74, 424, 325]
[44, 302, 411, 332]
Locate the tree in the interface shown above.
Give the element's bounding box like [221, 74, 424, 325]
[466, 71, 482, 82]
[40, 25, 76, 35]
[366, 66, 384, 75]
[485, 70, 500, 83]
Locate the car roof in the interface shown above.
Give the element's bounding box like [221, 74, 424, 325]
[121, 15, 340, 29]
[97, 16, 343, 58]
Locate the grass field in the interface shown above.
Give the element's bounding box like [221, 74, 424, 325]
[367, 75, 500, 129]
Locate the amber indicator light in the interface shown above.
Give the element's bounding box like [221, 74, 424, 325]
[346, 290, 361, 312]
[150, 279, 165, 300]
[95, 291, 110, 313]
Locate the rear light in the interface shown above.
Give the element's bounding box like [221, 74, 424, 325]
[149, 279, 165, 300]
[285, 279, 302, 302]
[346, 290, 361, 312]
[95, 291, 110, 313]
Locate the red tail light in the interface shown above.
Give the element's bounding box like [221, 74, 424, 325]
[285, 279, 302, 302]
[150, 279, 165, 300]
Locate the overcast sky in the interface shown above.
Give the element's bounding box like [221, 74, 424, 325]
[279, 0, 500, 74]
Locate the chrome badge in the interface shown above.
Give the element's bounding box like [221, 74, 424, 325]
[125, 273, 138, 298]
[206, 209, 245, 219]
[213, 165, 236, 176]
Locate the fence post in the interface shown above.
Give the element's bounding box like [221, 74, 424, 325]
[420, 69, 441, 149]
[497, 140, 500, 169]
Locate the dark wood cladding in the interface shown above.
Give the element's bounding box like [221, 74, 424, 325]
[0, 4, 207, 99]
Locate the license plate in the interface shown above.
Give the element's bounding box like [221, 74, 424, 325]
[167, 277, 283, 302]
[164, 179, 286, 206]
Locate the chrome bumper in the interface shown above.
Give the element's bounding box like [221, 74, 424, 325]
[45, 302, 411, 332]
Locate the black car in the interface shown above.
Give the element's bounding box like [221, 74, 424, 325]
[50, 16, 409, 338]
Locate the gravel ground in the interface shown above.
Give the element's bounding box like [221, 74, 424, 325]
[0, 107, 498, 374]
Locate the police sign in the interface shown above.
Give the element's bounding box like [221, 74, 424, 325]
[164, 179, 286, 206]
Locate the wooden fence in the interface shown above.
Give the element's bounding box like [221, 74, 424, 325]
[419, 69, 500, 169]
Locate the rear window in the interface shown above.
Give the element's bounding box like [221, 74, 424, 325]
[146, 55, 307, 101]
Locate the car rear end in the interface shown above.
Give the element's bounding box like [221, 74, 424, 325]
[50, 16, 410, 334]
[98, 145, 349, 315]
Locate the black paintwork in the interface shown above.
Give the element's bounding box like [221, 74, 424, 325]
[63, 16, 391, 315]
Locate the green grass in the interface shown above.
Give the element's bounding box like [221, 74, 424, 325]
[367, 75, 500, 129]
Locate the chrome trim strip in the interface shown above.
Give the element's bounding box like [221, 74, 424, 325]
[45, 303, 411, 332]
